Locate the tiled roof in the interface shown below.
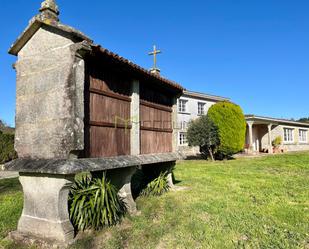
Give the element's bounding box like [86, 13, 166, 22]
[92, 45, 184, 92]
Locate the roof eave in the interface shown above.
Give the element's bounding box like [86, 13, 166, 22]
[183, 90, 230, 102]
[9, 19, 42, 55]
[245, 115, 309, 127]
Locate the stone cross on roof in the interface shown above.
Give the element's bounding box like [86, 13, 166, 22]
[148, 45, 162, 75]
[39, 0, 60, 22]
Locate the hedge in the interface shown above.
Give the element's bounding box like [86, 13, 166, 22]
[207, 101, 246, 156]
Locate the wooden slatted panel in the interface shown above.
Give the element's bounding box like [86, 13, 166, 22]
[141, 130, 172, 154]
[88, 126, 130, 157]
[90, 91, 130, 125]
[140, 100, 173, 154]
[85, 62, 131, 157]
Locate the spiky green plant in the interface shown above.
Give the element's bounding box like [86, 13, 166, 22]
[141, 172, 170, 197]
[69, 173, 126, 231]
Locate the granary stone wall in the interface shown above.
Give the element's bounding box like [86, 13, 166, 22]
[14, 26, 85, 159]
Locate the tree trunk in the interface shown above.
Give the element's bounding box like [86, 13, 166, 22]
[209, 148, 215, 161]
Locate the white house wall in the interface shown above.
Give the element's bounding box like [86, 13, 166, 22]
[176, 95, 221, 155]
[249, 124, 309, 153]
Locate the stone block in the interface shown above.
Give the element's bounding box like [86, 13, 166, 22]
[106, 167, 137, 214]
[17, 173, 75, 243]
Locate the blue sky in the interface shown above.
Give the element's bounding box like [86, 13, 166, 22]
[1, 0, 308, 126]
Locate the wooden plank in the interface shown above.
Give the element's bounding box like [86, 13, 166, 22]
[90, 87, 131, 102]
[85, 64, 132, 158]
[89, 126, 130, 157]
[140, 130, 172, 154]
[140, 99, 172, 112]
[90, 93, 131, 125]
[89, 121, 132, 129]
[140, 126, 173, 133]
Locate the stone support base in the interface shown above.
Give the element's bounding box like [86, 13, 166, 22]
[17, 173, 75, 244]
[105, 166, 137, 214]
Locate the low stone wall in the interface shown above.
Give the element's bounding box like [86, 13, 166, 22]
[281, 144, 309, 152]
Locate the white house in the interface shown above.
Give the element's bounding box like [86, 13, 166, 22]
[176, 90, 229, 154]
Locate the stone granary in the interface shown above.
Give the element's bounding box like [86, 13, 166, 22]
[4, 0, 183, 244]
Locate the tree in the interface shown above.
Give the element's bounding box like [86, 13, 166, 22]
[187, 115, 220, 161]
[298, 117, 309, 123]
[207, 101, 246, 158]
[0, 131, 17, 163]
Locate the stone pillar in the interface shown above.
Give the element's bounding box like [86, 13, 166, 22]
[15, 173, 74, 243]
[130, 79, 140, 155]
[106, 167, 137, 214]
[172, 96, 178, 152]
[268, 124, 273, 154]
[247, 121, 254, 153]
[165, 162, 176, 189]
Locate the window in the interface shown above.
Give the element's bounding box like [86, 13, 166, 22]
[181, 121, 188, 130]
[283, 128, 294, 143]
[299, 129, 307, 143]
[179, 132, 187, 145]
[198, 102, 205, 115]
[178, 99, 187, 113]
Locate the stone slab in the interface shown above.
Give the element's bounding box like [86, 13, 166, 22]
[4, 152, 183, 175]
[0, 168, 19, 180]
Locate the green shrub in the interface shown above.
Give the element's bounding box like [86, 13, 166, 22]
[141, 172, 170, 197]
[272, 136, 282, 147]
[207, 101, 246, 157]
[69, 172, 126, 231]
[187, 115, 220, 160]
[0, 131, 17, 164]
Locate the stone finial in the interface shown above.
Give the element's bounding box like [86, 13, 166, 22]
[150, 68, 161, 75]
[39, 0, 60, 22]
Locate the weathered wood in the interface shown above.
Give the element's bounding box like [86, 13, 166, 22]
[88, 126, 130, 157]
[89, 121, 132, 129]
[140, 83, 173, 154]
[140, 99, 172, 112]
[90, 87, 131, 102]
[140, 126, 173, 133]
[84, 59, 131, 157]
[140, 130, 173, 154]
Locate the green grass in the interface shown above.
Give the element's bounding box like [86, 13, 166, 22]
[0, 178, 23, 245]
[1, 152, 309, 248]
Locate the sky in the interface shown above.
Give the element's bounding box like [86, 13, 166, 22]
[0, 0, 308, 127]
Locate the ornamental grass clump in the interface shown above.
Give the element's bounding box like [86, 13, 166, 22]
[141, 172, 170, 197]
[69, 173, 126, 231]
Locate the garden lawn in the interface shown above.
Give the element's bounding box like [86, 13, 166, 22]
[1, 152, 309, 249]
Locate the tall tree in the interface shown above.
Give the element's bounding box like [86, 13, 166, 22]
[207, 101, 246, 158]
